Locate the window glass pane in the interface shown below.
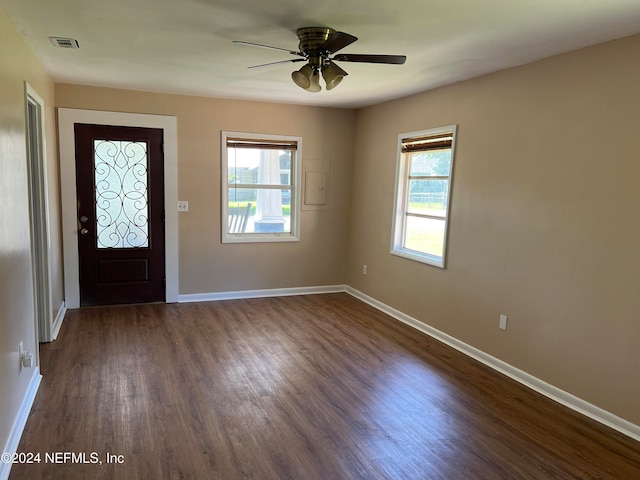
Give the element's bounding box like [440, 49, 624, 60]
[404, 216, 446, 258]
[409, 150, 451, 177]
[94, 139, 148, 249]
[407, 179, 448, 217]
[228, 148, 292, 186]
[280, 155, 291, 184]
[227, 188, 291, 234]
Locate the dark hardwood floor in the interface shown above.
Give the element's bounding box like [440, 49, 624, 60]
[9, 293, 640, 479]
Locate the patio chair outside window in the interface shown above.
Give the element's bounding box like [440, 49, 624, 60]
[228, 203, 251, 233]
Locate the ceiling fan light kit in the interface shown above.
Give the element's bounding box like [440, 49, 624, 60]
[292, 62, 343, 92]
[235, 27, 406, 93]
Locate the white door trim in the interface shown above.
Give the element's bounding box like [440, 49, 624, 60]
[57, 108, 179, 308]
[25, 83, 53, 345]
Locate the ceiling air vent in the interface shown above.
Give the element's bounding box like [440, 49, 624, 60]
[49, 37, 80, 49]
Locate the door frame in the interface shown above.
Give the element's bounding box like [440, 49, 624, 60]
[25, 83, 53, 346]
[58, 108, 178, 308]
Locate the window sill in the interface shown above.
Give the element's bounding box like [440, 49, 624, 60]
[390, 247, 445, 268]
[222, 233, 300, 244]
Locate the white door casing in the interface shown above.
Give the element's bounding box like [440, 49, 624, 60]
[25, 83, 53, 345]
[58, 108, 179, 309]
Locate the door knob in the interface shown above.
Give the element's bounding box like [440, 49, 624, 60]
[80, 228, 89, 235]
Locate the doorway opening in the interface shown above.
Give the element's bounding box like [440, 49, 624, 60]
[25, 83, 53, 344]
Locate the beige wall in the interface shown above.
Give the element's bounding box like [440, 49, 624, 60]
[55, 85, 356, 294]
[347, 34, 640, 425]
[0, 6, 61, 452]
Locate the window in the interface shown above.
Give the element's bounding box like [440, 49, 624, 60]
[391, 125, 457, 268]
[94, 139, 149, 248]
[221, 131, 302, 243]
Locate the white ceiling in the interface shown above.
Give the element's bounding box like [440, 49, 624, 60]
[3, 0, 640, 108]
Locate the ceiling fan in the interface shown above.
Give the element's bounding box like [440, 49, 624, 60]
[234, 27, 407, 92]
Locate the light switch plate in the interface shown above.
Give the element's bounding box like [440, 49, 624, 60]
[499, 314, 508, 331]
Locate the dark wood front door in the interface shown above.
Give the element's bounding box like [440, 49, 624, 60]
[75, 124, 165, 306]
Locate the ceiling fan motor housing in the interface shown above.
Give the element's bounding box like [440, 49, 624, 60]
[296, 27, 335, 57]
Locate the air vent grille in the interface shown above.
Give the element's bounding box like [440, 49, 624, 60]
[49, 37, 80, 49]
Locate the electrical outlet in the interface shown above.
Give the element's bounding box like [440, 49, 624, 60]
[177, 200, 189, 212]
[18, 342, 23, 372]
[499, 314, 508, 331]
[362, 264, 367, 275]
[18, 341, 34, 370]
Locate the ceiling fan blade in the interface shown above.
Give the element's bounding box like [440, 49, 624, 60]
[248, 58, 306, 69]
[320, 31, 358, 54]
[233, 40, 304, 57]
[333, 53, 407, 65]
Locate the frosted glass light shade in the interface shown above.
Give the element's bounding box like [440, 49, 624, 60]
[292, 64, 313, 89]
[322, 65, 344, 90]
[306, 72, 321, 92]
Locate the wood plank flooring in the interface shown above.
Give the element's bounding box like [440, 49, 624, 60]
[9, 293, 640, 479]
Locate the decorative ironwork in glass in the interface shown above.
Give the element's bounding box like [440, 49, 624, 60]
[94, 139, 149, 248]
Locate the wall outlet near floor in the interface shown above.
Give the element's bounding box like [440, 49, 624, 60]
[177, 200, 189, 212]
[362, 264, 367, 275]
[499, 314, 508, 331]
[18, 341, 34, 371]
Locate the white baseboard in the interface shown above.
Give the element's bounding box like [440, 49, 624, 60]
[344, 286, 640, 443]
[0, 368, 42, 480]
[178, 284, 347, 303]
[51, 301, 66, 341]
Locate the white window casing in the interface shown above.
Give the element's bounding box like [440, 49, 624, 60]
[221, 131, 302, 243]
[391, 125, 458, 268]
